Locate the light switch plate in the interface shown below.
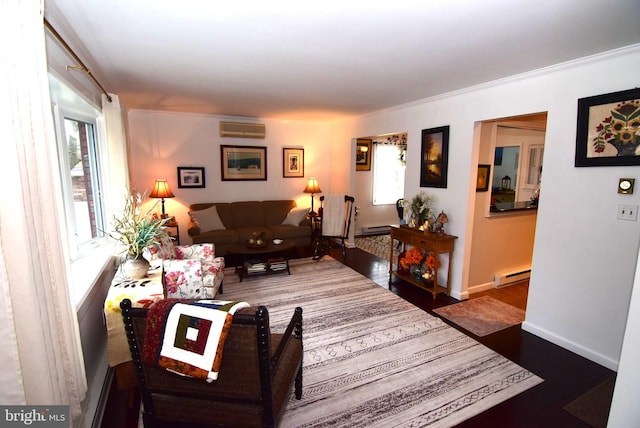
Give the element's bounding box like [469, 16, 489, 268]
[617, 204, 638, 221]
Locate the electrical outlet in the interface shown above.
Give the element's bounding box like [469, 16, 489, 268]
[617, 204, 638, 221]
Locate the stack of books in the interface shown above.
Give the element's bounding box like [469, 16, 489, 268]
[244, 260, 266, 275]
[267, 257, 287, 272]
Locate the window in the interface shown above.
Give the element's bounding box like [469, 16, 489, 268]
[372, 143, 405, 205]
[49, 75, 106, 261]
[61, 118, 105, 252]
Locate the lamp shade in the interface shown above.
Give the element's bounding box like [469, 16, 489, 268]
[303, 178, 321, 194]
[149, 179, 175, 199]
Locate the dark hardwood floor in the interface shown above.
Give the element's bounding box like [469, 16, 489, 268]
[101, 246, 615, 427]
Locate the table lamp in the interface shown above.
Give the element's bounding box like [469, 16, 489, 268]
[436, 211, 448, 235]
[149, 179, 175, 218]
[303, 178, 322, 216]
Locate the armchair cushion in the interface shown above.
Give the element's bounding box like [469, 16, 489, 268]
[163, 259, 204, 299]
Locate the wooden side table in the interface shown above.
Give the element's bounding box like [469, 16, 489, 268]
[389, 225, 457, 299]
[164, 217, 180, 244]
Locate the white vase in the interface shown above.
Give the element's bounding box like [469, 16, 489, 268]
[124, 255, 150, 280]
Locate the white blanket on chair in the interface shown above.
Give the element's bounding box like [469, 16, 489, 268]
[322, 194, 346, 237]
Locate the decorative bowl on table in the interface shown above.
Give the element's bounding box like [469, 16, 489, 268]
[246, 238, 268, 248]
[273, 239, 283, 245]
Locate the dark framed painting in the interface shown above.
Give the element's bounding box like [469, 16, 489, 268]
[283, 147, 304, 178]
[356, 138, 372, 171]
[420, 126, 449, 188]
[177, 167, 205, 188]
[476, 164, 491, 192]
[575, 87, 640, 167]
[220, 145, 267, 181]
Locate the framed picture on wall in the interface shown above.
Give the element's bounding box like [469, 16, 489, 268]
[575, 87, 640, 167]
[356, 138, 372, 171]
[476, 164, 491, 192]
[420, 126, 449, 188]
[177, 166, 205, 188]
[283, 148, 304, 177]
[220, 145, 267, 181]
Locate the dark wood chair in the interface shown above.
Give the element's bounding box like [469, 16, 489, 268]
[313, 195, 355, 260]
[120, 299, 303, 428]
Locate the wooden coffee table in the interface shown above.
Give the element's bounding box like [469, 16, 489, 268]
[226, 240, 296, 282]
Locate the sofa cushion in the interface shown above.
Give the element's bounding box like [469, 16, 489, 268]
[230, 202, 265, 228]
[195, 229, 240, 245]
[269, 224, 311, 240]
[189, 205, 225, 232]
[263, 200, 296, 225]
[236, 226, 273, 243]
[282, 207, 308, 226]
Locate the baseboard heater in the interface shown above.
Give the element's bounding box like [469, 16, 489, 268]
[361, 225, 391, 235]
[494, 268, 531, 287]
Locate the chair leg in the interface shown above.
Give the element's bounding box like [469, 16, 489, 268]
[295, 365, 303, 400]
[341, 238, 346, 260]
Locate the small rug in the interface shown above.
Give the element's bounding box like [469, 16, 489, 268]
[218, 257, 542, 427]
[434, 296, 526, 337]
[355, 234, 399, 261]
[564, 375, 616, 428]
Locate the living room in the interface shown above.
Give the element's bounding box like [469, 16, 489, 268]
[3, 1, 640, 427]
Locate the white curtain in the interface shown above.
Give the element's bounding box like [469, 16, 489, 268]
[100, 93, 131, 218]
[0, 0, 87, 423]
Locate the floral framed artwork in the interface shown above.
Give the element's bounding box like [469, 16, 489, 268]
[283, 148, 304, 178]
[420, 126, 449, 188]
[575, 87, 640, 167]
[177, 167, 205, 188]
[476, 164, 491, 192]
[220, 145, 267, 181]
[356, 138, 372, 171]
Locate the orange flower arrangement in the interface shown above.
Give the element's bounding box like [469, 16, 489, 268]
[400, 247, 423, 269]
[424, 253, 441, 269]
[400, 248, 440, 270]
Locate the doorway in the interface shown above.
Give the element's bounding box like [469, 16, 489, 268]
[465, 113, 547, 307]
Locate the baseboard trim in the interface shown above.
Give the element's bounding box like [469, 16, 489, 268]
[467, 281, 495, 294]
[522, 320, 619, 371]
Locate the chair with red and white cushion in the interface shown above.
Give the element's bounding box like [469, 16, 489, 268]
[156, 242, 224, 299]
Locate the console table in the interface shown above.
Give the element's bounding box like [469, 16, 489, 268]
[389, 225, 457, 299]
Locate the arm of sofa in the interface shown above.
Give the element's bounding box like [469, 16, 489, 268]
[187, 220, 201, 237]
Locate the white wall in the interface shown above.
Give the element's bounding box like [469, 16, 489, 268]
[127, 111, 334, 244]
[332, 45, 640, 370]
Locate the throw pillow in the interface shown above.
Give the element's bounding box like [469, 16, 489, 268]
[189, 205, 225, 232]
[281, 207, 309, 226]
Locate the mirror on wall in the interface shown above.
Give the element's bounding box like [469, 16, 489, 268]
[489, 119, 546, 212]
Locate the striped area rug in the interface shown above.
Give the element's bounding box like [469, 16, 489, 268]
[221, 256, 543, 427]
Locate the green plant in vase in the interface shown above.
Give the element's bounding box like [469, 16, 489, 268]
[105, 191, 168, 279]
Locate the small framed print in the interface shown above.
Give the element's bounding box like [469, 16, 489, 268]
[476, 164, 491, 192]
[220, 145, 267, 181]
[575, 87, 640, 167]
[177, 167, 205, 188]
[356, 138, 372, 171]
[283, 148, 304, 178]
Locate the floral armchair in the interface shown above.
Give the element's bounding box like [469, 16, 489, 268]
[147, 233, 224, 299]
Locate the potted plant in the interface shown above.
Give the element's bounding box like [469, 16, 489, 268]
[106, 191, 168, 279]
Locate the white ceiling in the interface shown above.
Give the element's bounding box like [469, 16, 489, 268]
[46, 0, 640, 121]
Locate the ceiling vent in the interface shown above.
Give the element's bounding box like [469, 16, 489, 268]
[219, 121, 266, 138]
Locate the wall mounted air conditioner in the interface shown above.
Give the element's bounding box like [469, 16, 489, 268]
[219, 121, 266, 138]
